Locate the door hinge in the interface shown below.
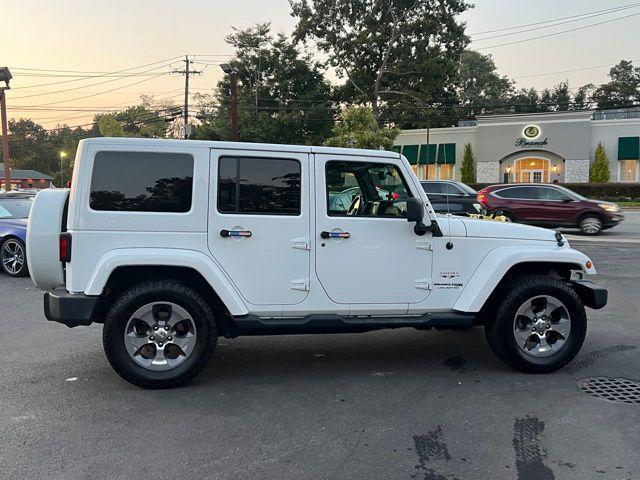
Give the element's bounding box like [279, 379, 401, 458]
[414, 279, 432, 290]
[291, 278, 310, 291]
[291, 237, 311, 251]
[416, 239, 433, 251]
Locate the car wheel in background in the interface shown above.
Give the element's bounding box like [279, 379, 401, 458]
[579, 214, 603, 235]
[1, 238, 29, 277]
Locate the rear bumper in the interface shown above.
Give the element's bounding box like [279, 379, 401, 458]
[44, 289, 98, 328]
[571, 280, 608, 310]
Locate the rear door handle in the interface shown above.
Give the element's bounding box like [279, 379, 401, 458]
[220, 229, 252, 238]
[320, 231, 350, 239]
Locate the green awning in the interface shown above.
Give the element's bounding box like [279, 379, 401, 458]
[437, 143, 456, 165]
[618, 137, 640, 160]
[418, 144, 437, 164]
[402, 145, 419, 165]
[391, 145, 402, 154]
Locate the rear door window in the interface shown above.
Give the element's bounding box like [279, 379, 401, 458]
[217, 156, 301, 215]
[421, 182, 444, 194]
[89, 151, 194, 213]
[442, 183, 465, 195]
[495, 187, 535, 199]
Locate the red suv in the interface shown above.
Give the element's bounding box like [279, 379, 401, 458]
[477, 184, 623, 235]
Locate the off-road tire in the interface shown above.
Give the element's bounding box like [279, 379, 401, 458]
[103, 280, 217, 389]
[484, 275, 587, 373]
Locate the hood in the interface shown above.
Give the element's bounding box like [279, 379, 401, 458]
[0, 218, 28, 228]
[461, 217, 556, 242]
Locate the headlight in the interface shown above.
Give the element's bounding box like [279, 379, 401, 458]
[598, 203, 620, 213]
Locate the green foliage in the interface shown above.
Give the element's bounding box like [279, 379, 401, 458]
[96, 115, 124, 137]
[592, 60, 640, 109]
[457, 50, 513, 116]
[324, 106, 399, 149]
[290, 0, 471, 128]
[460, 143, 475, 183]
[194, 23, 334, 145]
[590, 142, 611, 183]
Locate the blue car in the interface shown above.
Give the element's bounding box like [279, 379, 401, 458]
[0, 193, 33, 277]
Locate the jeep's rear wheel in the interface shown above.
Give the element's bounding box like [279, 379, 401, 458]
[485, 275, 586, 373]
[103, 280, 217, 388]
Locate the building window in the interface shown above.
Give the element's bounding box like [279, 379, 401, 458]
[514, 158, 550, 183]
[619, 160, 638, 183]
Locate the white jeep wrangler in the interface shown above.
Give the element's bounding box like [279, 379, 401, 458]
[27, 138, 607, 388]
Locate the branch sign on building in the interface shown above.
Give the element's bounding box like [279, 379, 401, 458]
[515, 125, 549, 147]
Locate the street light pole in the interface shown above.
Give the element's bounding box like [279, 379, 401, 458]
[0, 67, 12, 192]
[220, 64, 238, 141]
[59, 151, 67, 187]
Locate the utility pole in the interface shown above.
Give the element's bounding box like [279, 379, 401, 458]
[220, 64, 239, 141]
[0, 67, 12, 192]
[172, 56, 201, 139]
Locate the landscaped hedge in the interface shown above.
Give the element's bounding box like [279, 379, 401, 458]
[467, 183, 640, 202]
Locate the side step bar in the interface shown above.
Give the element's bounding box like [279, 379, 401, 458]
[226, 312, 476, 337]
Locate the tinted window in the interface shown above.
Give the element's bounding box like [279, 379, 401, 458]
[0, 198, 33, 219]
[90, 151, 194, 212]
[442, 183, 465, 195]
[537, 187, 571, 200]
[218, 157, 301, 215]
[495, 187, 535, 199]
[326, 161, 411, 217]
[421, 182, 444, 194]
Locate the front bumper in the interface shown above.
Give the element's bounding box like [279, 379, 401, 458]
[571, 280, 608, 310]
[44, 289, 98, 328]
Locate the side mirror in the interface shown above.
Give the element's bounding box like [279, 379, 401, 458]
[406, 198, 443, 237]
[406, 197, 424, 223]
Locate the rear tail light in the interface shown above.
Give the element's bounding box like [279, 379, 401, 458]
[477, 191, 488, 205]
[59, 233, 72, 263]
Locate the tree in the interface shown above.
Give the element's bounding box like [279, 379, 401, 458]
[456, 50, 513, 117]
[460, 143, 475, 183]
[593, 60, 640, 109]
[590, 142, 611, 183]
[194, 23, 334, 145]
[325, 106, 399, 149]
[290, 0, 470, 127]
[96, 114, 124, 137]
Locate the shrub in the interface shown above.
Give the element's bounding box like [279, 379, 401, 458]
[460, 143, 476, 183]
[589, 142, 611, 183]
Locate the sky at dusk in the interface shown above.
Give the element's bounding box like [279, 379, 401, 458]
[2, 0, 639, 126]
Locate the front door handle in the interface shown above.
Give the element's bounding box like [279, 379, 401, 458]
[220, 229, 252, 238]
[320, 231, 351, 239]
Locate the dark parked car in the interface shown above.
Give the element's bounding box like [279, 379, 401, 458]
[0, 193, 33, 276]
[421, 180, 479, 215]
[477, 184, 623, 235]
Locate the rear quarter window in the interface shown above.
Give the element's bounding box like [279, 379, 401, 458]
[89, 151, 194, 212]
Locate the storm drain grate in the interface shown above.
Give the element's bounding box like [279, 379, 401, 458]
[579, 377, 640, 404]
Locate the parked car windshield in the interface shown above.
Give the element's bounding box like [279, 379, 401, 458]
[0, 198, 33, 219]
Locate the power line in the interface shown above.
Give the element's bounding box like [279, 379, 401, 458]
[476, 11, 640, 50]
[513, 60, 639, 80]
[10, 56, 182, 90]
[470, 2, 640, 36]
[30, 72, 171, 108]
[472, 3, 640, 41]
[11, 64, 173, 100]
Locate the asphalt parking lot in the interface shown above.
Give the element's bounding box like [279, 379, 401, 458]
[1, 241, 639, 479]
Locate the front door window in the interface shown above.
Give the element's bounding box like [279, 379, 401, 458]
[515, 158, 550, 183]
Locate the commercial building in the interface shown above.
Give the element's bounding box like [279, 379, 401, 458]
[393, 109, 640, 183]
[0, 163, 53, 190]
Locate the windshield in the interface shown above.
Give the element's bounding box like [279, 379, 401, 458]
[458, 182, 477, 195]
[0, 198, 33, 219]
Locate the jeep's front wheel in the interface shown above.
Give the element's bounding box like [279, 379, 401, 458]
[485, 275, 587, 373]
[103, 280, 217, 388]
